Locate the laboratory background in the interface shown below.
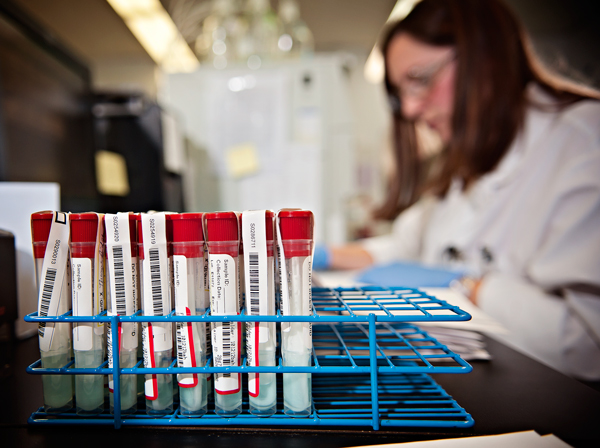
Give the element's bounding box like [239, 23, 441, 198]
[1, 0, 600, 446]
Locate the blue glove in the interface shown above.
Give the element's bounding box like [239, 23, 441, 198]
[356, 261, 464, 288]
[312, 243, 331, 270]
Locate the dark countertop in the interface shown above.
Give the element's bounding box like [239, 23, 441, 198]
[2, 335, 600, 448]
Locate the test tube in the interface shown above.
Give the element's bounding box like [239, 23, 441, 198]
[70, 213, 105, 415]
[242, 210, 277, 416]
[105, 213, 139, 415]
[135, 215, 144, 398]
[172, 213, 207, 417]
[139, 213, 174, 415]
[205, 212, 242, 417]
[237, 213, 246, 359]
[278, 210, 314, 417]
[31, 212, 73, 413]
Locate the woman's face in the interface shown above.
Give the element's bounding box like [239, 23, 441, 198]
[386, 33, 456, 144]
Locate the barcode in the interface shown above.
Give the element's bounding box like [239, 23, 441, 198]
[149, 248, 163, 315]
[248, 252, 260, 315]
[39, 267, 57, 317]
[205, 323, 212, 355]
[38, 267, 57, 338]
[112, 246, 126, 315]
[142, 325, 151, 367]
[107, 322, 113, 367]
[276, 244, 284, 315]
[221, 323, 232, 377]
[176, 322, 186, 367]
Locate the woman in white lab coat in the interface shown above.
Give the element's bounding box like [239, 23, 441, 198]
[318, 0, 600, 380]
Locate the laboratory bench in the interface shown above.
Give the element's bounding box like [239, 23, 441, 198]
[1, 334, 600, 448]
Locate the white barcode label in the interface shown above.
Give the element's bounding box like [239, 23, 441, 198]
[212, 321, 240, 394]
[275, 214, 290, 320]
[142, 322, 172, 400]
[176, 309, 198, 387]
[93, 216, 105, 336]
[242, 210, 269, 316]
[142, 323, 157, 400]
[112, 246, 127, 313]
[303, 256, 313, 349]
[141, 213, 170, 316]
[209, 254, 238, 315]
[106, 213, 139, 353]
[174, 255, 200, 388]
[72, 257, 93, 351]
[38, 267, 57, 321]
[174, 255, 190, 314]
[36, 212, 70, 352]
[282, 256, 313, 350]
[246, 321, 259, 396]
[209, 251, 240, 394]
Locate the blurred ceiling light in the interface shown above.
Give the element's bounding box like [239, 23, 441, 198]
[364, 0, 421, 84]
[107, 0, 199, 73]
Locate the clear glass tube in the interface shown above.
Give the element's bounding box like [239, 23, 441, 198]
[35, 255, 73, 413]
[249, 322, 277, 415]
[173, 249, 207, 417]
[248, 255, 277, 416]
[282, 255, 312, 417]
[106, 262, 138, 415]
[140, 277, 173, 415]
[71, 247, 105, 415]
[109, 346, 137, 414]
[207, 240, 242, 417]
[74, 331, 104, 415]
[144, 341, 174, 415]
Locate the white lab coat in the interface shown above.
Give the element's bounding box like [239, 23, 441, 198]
[362, 85, 600, 380]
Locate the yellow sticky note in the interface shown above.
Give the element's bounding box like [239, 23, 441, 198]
[95, 150, 130, 196]
[225, 143, 260, 179]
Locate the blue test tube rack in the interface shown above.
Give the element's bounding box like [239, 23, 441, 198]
[25, 286, 475, 430]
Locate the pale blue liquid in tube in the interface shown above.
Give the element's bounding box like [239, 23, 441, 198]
[243, 210, 277, 416]
[139, 213, 174, 416]
[205, 212, 242, 417]
[32, 212, 73, 413]
[70, 213, 105, 415]
[105, 213, 139, 415]
[279, 210, 314, 417]
[172, 213, 208, 417]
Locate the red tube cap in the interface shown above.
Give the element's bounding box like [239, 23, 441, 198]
[279, 210, 313, 240]
[278, 210, 313, 257]
[172, 213, 204, 242]
[31, 212, 53, 258]
[205, 212, 238, 242]
[70, 213, 99, 258]
[265, 210, 275, 241]
[135, 214, 144, 259]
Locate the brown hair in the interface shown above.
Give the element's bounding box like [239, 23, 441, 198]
[374, 0, 600, 220]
